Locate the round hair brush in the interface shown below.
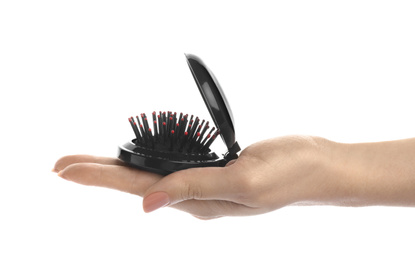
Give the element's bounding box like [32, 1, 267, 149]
[117, 54, 241, 175]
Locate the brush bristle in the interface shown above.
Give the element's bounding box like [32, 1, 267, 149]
[128, 111, 219, 155]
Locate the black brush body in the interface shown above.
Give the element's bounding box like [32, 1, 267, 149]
[117, 54, 240, 175]
[118, 141, 228, 175]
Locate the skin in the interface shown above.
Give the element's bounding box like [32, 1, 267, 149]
[52, 135, 415, 220]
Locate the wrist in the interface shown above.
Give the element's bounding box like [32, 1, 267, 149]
[307, 138, 415, 207]
[334, 139, 415, 207]
[299, 137, 364, 206]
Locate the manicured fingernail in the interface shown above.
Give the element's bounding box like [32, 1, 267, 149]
[143, 192, 170, 213]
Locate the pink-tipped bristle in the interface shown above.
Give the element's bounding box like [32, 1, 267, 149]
[128, 111, 218, 154]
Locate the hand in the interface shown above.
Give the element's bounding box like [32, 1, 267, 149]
[53, 136, 335, 219]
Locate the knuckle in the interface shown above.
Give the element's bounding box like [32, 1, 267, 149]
[177, 174, 203, 201]
[182, 181, 203, 201]
[233, 174, 263, 205]
[235, 174, 256, 195]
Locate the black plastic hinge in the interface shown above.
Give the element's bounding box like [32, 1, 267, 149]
[224, 142, 241, 161]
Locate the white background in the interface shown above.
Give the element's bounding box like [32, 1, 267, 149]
[1, 1, 415, 259]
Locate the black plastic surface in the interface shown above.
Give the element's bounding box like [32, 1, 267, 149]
[117, 141, 228, 175]
[185, 54, 237, 150]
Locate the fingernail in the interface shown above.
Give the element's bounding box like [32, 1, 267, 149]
[143, 192, 170, 213]
[57, 171, 67, 180]
[52, 168, 58, 173]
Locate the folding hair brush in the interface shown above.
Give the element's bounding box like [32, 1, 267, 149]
[117, 54, 241, 175]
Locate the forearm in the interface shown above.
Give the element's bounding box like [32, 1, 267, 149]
[320, 138, 415, 207]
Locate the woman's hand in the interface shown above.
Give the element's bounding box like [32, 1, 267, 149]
[53, 136, 340, 219]
[53, 135, 415, 219]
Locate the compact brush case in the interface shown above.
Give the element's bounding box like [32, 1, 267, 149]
[117, 53, 241, 175]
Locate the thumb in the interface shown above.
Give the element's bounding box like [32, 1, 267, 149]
[142, 165, 236, 213]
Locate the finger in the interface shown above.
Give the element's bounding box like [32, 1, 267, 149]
[142, 165, 241, 212]
[58, 163, 162, 196]
[57, 161, 263, 217]
[53, 155, 125, 173]
[173, 199, 262, 218]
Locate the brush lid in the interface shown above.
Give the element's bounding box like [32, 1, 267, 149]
[185, 53, 239, 155]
